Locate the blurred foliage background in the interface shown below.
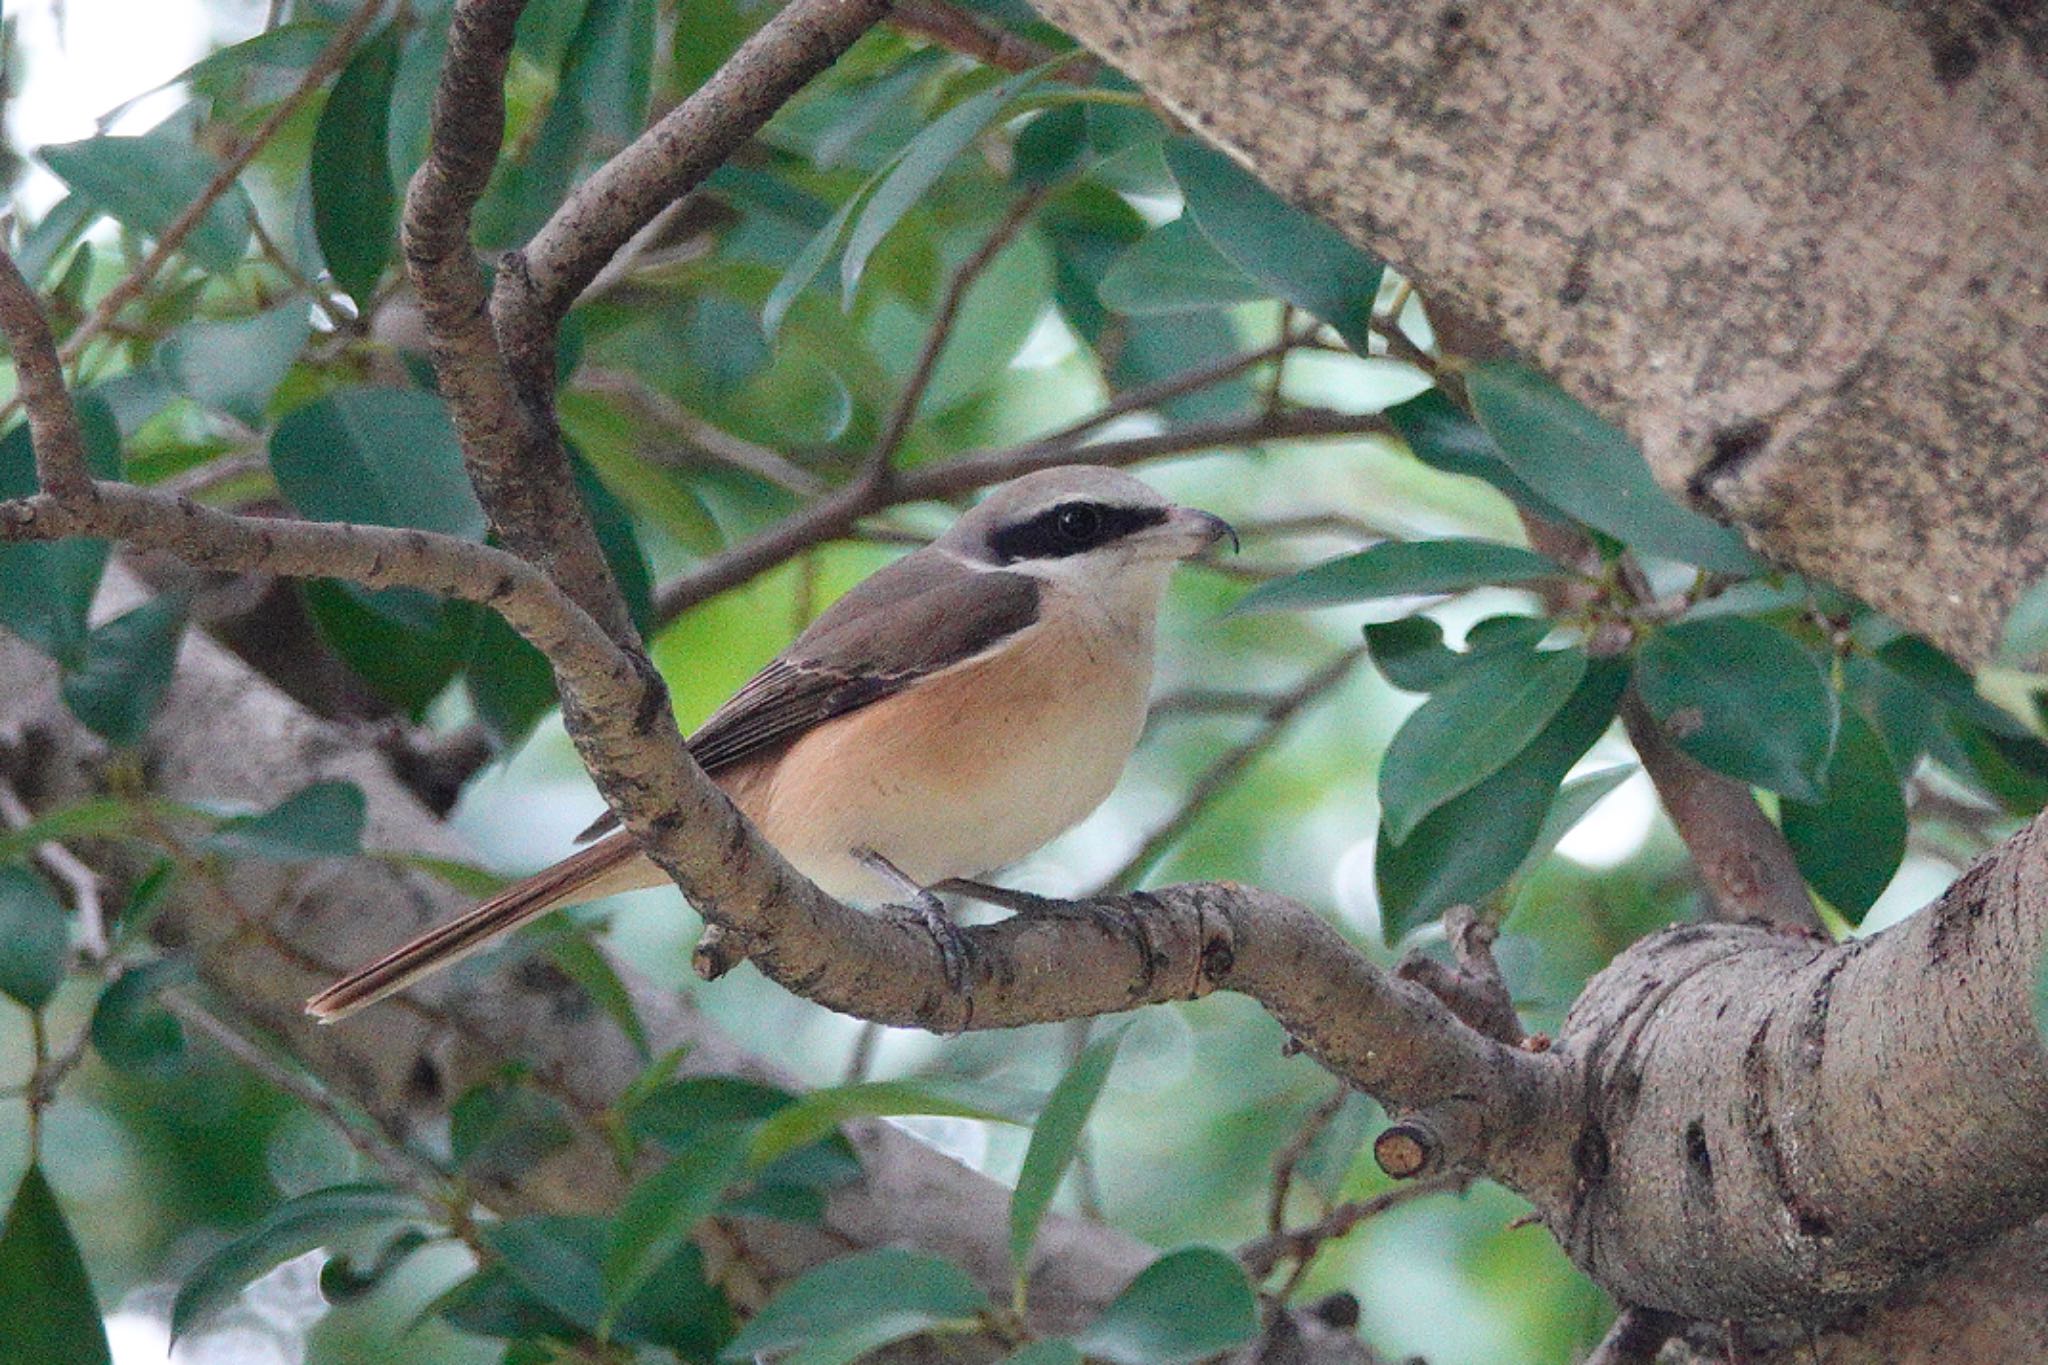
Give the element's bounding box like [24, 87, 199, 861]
[0, 1, 2042, 1363]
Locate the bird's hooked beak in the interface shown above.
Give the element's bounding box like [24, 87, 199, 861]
[1167, 506, 1239, 559]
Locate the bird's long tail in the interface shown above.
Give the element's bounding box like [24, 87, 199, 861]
[305, 831, 659, 1023]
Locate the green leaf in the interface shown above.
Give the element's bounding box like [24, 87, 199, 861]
[763, 192, 866, 339]
[202, 780, 367, 861]
[89, 958, 193, 1076]
[40, 133, 252, 273]
[1011, 1028, 1124, 1278]
[1385, 389, 1568, 517]
[450, 1078, 576, 1183]
[446, 1219, 731, 1353]
[0, 1167, 111, 1365]
[0, 397, 124, 662]
[0, 797, 137, 868]
[1378, 659, 1629, 939]
[719, 1248, 988, 1361]
[602, 1125, 754, 1323]
[1166, 138, 1382, 352]
[567, 0, 654, 143]
[482, 1215, 608, 1330]
[1635, 619, 1839, 800]
[1781, 709, 1906, 921]
[1097, 218, 1266, 315]
[1294, 1092, 1377, 1202]
[1876, 636, 2034, 740]
[1234, 539, 1565, 615]
[1465, 363, 1760, 573]
[1363, 615, 1554, 693]
[544, 929, 650, 1059]
[59, 595, 187, 747]
[15, 195, 96, 284]
[1013, 102, 1088, 188]
[1515, 764, 1640, 881]
[750, 1078, 1040, 1169]
[840, 70, 1040, 305]
[305, 581, 478, 719]
[311, 23, 402, 308]
[2002, 575, 2048, 665]
[1380, 647, 1588, 844]
[156, 303, 311, 426]
[1073, 1247, 1258, 1365]
[0, 868, 69, 1011]
[269, 388, 484, 537]
[172, 1183, 421, 1341]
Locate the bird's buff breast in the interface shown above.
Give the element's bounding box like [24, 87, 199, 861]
[728, 607, 1153, 902]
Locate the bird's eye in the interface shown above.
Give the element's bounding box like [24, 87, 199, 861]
[1054, 503, 1102, 543]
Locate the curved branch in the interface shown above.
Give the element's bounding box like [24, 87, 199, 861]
[494, 0, 894, 396]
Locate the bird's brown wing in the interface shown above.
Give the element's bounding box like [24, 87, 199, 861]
[572, 553, 1040, 843]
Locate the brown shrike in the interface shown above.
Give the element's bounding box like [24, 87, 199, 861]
[307, 465, 1234, 1022]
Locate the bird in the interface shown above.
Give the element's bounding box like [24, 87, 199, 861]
[306, 464, 1235, 1023]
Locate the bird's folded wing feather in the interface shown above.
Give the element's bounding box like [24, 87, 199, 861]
[574, 553, 1040, 842]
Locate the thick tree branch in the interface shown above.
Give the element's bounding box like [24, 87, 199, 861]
[402, 0, 632, 639]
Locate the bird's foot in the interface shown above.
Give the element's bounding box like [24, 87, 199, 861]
[941, 879, 1162, 996]
[853, 846, 973, 999]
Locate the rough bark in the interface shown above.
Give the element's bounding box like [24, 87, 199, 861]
[1024, 0, 2048, 665]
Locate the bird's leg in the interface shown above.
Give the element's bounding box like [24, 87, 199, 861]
[940, 879, 1162, 994]
[852, 846, 972, 997]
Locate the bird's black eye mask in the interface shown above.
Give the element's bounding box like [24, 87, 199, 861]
[988, 501, 1170, 564]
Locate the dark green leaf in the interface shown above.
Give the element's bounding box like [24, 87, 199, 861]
[1378, 659, 1629, 939]
[1012, 1028, 1124, 1276]
[1363, 615, 1555, 693]
[0, 868, 69, 1011]
[1782, 709, 1906, 921]
[1635, 619, 1839, 800]
[0, 798, 136, 868]
[318, 1227, 433, 1304]
[203, 780, 366, 861]
[482, 1215, 607, 1331]
[172, 1183, 421, 1340]
[602, 1125, 753, 1321]
[310, 23, 402, 308]
[0, 397, 124, 662]
[1294, 1092, 1376, 1202]
[1384, 389, 1570, 529]
[303, 580, 478, 718]
[567, 0, 654, 143]
[40, 133, 252, 273]
[386, 16, 448, 190]
[1937, 719, 2048, 815]
[89, 958, 193, 1075]
[1381, 647, 1588, 843]
[1165, 139, 1382, 353]
[544, 929, 649, 1059]
[1515, 764, 1639, 881]
[719, 1248, 988, 1361]
[1073, 1247, 1258, 1365]
[2002, 575, 2048, 666]
[840, 69, 1039, 304]
[16, 195, 96, 284]
[1465, 363, 1760, 573]
[751, 1078, 1040, 1168]
[451, 1078, 577, 1183]
[156, 303, 311, 426]
[763, 192, 864, 339]
[1098, 218, 1265, 316]
[1234, 540, 1565, 615]
[1876, 635, 2033, 739]
[270, 388, 484, 537]
[1014, 103, 1088, 188]
[0, 1167, 111, 1365]
[59, 595, 187, 747]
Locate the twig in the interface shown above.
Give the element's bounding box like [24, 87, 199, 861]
[1097, 648, 1366, 892]
[1238, 1173, 1465, 1281]
[578, 368, 826, 495]
[0, 248, 96, 497]
[0, 775, 106, 959]
[497, 0, 895, 395]
[1267, 1085, 1351, 1238]
[652, 407, 1394, 625]
[164, 990, 457, 1209]
[32, 0, 385, 390]
[889, 0, 1074, 76]
[865, 188, 1047, 485]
